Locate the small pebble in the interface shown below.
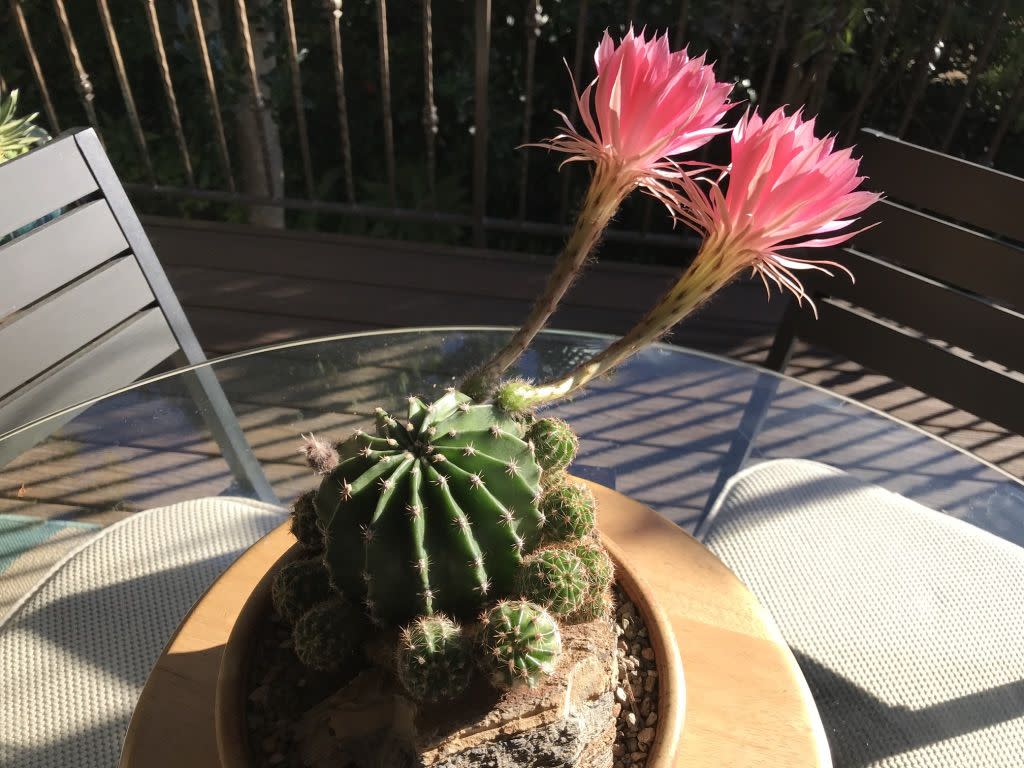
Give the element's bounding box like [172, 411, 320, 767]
[646, 711, 658, 726]
[638, 727, 655, 746]
[641, 648, 655, 661]
[615, 686, 627, 703]
[626, 711, 637, 728]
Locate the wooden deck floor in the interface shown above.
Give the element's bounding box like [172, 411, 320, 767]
[144, 217, 1024, 480]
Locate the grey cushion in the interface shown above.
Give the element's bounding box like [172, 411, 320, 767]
[703, 458, 1024, 768]
[0, 497, 285, 768]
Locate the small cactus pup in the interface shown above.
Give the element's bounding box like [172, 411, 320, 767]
[289, 490, 324, 552]
[527, 418, 579, 475]
[540, 480, 597, 543]
[395, 615, 473, 703]
[315, 389, 546, 627]
[479, 600, 562, 691]
[514, 548, 589, 617]
[272, 556, 335, 624]
[569, 540, 616, 621]
[292, 596, 365, 672]
[494, 378, 537, 420]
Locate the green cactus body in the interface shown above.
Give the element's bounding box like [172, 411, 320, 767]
[289, 490, 324, 552]
[527, 418, 579, 474]
[541, 481, 597, 542]
[479, 600, 562, 690]
[572, 587, 613, 621]
[315, 390, 545, 627]
[272, 556, 335, 624]
[395, 615, 473, 702]
[292, 597, 365, 672]
[572, 540, 615, 592]
[515, 548, 589, 617]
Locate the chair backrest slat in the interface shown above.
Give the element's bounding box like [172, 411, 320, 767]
[0, 256, 155, 397]
[858, 129, 1024, 242]
[771, 129, 1024, 434]
[0, 200, 129, 317]
[803, 298, 1024, 436]
[0, 307, 177, 439]
[0, 138, 99, 237]
[852, 200, 1024, 310]
[822, 250, 1024, 374]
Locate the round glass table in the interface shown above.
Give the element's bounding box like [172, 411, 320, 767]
[2, 328, 1022, 768]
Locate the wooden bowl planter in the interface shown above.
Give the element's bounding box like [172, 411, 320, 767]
[120, 481, 828, 768]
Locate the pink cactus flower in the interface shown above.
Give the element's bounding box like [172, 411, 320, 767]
[547, 26, 733, 209]
[700, 107, 882, 309]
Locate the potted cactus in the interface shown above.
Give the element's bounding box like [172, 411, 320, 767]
[207, 24, 879, 768]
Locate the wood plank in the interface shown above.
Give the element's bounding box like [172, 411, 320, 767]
[0, 257, 155, 397]
[859, 128, 1024, 242]
[852, 200, 1024, 310]
[0, 200, 128, 317]
[0, 308, 177, 444]
[813, 249, 1024, 373]
[800, 298, 1024, 436]
[0, 135, 98, 237]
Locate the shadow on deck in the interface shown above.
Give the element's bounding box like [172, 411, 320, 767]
[146, 217, 1024, 480]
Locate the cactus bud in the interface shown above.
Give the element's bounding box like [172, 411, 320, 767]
[526, 418, 579, 474]
[395, 615, 473, 702]
[478, 600, 561, 690]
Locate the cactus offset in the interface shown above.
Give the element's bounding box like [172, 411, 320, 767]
[395, 615, 473, 702]
[289, 490, 324, 552]
[515, 548, 589, 617]
[315, 390, 545, 627]
[272, 556, 335, 624]
[479, 600, 562, 690]
[527, 418, 579, 474]
[541, 480, 597, 542]
[292, 597, 365, 672]
[570, 540, 615, 621]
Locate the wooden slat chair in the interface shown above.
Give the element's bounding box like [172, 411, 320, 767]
[696, 129, 1024, 531]
[0, 128, 276, 502]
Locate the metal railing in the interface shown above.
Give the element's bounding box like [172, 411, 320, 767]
[3, 0, 1022, 253]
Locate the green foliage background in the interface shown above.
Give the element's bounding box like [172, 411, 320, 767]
[1, 0, 1021, 259]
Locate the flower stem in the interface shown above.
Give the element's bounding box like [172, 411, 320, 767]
[514, 237, 735, 406]
[463, 162, 629, 399]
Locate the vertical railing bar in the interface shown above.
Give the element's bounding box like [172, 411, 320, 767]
[896, 0, 955, 138]
[234, 0, 278, 196]
[11, 1, 60, 133]
[558, 0, 590, 223]
[805, 0, 854, 115]
[672, 0, 690, 49]
[984, 75, 1024, 164]
[758, 0, 791, 110]
[473, 0, 492, 246]
[940, 0, 1008, 152]
[283, 0, 315, 198]
[144, 0, 194, 185]
[52, 0, 100, 137]
[779, 7, 816, 107]
[95, 0, 155, 184]
[717, 0, 743, 81]
[328, 1, 355, 203]
[375, 0, 397, 207]
[187, 0, 235, 192]
[422, 0, 439, 205]
[517, 0, 539, 222]
[841, 0, 902, 145]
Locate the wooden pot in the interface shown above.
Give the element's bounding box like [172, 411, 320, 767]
[121, 481, 829, 768]
[214, 517, 685, 767]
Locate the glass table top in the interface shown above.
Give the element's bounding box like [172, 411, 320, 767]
[2, 327, 1022, 542]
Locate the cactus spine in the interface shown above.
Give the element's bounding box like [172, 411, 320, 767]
[540, 480, 597, 542]
[479, 600, 562, 690]
[292, 597, 365, 672]
[395, 615, 473, 702]
[527, 418, 579, 474]
[515, 548, 589, 617]
[272, 556, 335, 624]
[316, 390, 545, 627]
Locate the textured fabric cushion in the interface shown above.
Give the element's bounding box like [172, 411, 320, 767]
[703, 459, 1024, 768]
[0, 497, 284, 768]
